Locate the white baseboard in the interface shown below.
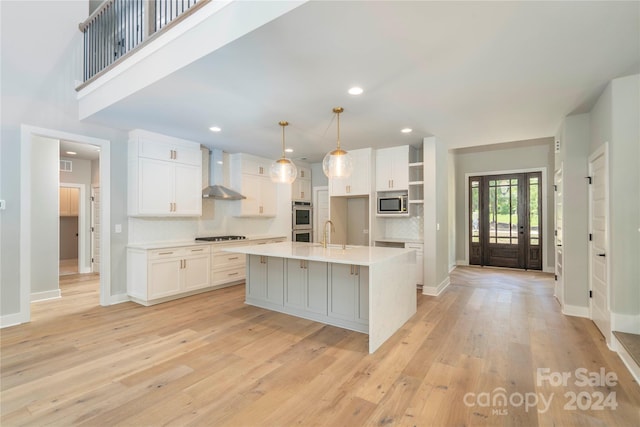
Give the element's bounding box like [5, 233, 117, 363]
[456, 259, 469, 266]
[423, 275, 450, 296]
[449, 264, 457, 274]
[612, 334, 640, 384]
[0, 311, 28, 328]
[562, 304, 590, 318]
[612, 313, 640, 334]
[108, 293, 130, 305]
[31, 289, 61, 302]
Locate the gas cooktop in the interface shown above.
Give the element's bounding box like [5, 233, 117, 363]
[195, 235, 246, 242]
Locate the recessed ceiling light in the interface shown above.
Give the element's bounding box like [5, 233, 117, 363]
[216, 160, 223, 165]
[285, 148, 294, 153]
[66, 151, 77, 155]
[348, 86, 363, 95]
[209, 126, 221, 132]
[401, 128, 412, 134]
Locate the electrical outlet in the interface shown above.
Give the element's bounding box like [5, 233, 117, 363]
[115, 224, 122, 233]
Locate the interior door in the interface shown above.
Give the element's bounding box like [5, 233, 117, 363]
[589, 147, 610, 341]
[469, 172, 542, 270]
[91, 186, 100, 274]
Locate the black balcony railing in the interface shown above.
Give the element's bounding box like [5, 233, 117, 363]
[79, 0, 204, 83]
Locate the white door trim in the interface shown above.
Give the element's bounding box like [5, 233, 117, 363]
[19, 125, 111, 326]
[588, 142, 611, 346]
[463, 167, 549, 270]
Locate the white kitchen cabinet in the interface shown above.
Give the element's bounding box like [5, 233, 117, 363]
[328, 263, 369, 325]
[405, 243, 424, 286]
[59, 187, 79, 217]
[376, 145, 409, 191]
[292, 166, 312, 201]
[284, 259, 327, 314]
[128, 130, 202, 217]
[329, 148, 372, 197]
[127, 245, 211, 305]
[230, 153, 278, 217]
[247, 255, 284, 304]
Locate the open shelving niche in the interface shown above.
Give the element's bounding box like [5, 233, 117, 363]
[408, 145, 424, 218]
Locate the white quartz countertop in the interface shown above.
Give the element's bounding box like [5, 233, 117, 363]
[224, 241, 416, 266]
[127, 235, 286, 250]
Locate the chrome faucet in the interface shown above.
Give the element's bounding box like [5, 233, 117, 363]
[322, 220, 335, 248]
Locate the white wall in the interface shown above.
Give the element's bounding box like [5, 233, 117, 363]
[30, 135, 60, 296]
[589, 74, 640, 325]
[555, 114, 590, 310]
[453, 138, 555, 270]
[1, 1, 129, 321]
[423, 136, 449, 294]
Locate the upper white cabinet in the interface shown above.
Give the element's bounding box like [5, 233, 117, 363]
[128, 130, 202, 217]
[292, 165, 311, 201]
[330, 148, 373, 197]
[59, 187, 79, 217]
[376, 145, 409, 191]
[229, 153, 277, 217]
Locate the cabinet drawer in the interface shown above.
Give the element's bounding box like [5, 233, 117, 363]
[212, 267, 245, 285]
[149, 245, 209, 260]
[405, 243, 424, 254]
[213, 252, 246, 269]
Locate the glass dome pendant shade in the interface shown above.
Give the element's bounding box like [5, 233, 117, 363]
[322, 107, 354, 179]
[270, 121, 297, 184]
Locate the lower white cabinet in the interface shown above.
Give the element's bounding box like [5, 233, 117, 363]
[245, 257, 368, 332]
[285, 259, 328, 314]
[128, 245, 210, 305]
[405, 243, 423, 285]
[328, 263, 369, 325]
[247, 255, 284, 304]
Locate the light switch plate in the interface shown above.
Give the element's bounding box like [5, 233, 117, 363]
[0, 200, 5, 210]
[115, 224, 122, 233]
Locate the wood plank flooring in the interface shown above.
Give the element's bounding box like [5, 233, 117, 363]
[2, 267, 639, 426]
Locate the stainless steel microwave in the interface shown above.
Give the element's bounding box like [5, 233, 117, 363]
[377, 194, 408, 214]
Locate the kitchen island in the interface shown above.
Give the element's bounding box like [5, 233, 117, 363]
[225, 241, 417, 353]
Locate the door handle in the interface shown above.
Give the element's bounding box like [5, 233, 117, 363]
[597, 253, 606, 257]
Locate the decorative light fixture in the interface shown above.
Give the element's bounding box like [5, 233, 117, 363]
[270, 121, 297, 184]
[323, 107, 353, 179]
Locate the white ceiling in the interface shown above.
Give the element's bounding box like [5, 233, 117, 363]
[86, 1, 640, 163]
[60, 140, 100, 161]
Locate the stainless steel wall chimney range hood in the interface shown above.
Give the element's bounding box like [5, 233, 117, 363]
[201, 146, 246, 200]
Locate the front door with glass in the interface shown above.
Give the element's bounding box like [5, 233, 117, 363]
[469, 172, 542, 270]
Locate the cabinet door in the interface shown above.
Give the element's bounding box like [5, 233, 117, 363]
[182, 253, 210, 292]
[259, 178, 277, 217]
[299, 179, 312, 201]
[59, 187, 70, 216]
[174, 163, 202, 215]
[69, 187, 80, 216]
[138, 158, 174, 214]
[239, 174, 261, 216]
[306, 261, 328, 315]
[328, 263, 356, 321]
[285, 259, 306, 309]
[266, 257, 284, 305]
[148, 258, 182, 298]
[376, 146, 408, 191]
[330, 177, 349, 197]
[247, 255, 267, 299]
[349, 149, 371, 195]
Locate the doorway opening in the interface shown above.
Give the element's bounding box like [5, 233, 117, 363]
[469, 172, 542, 270]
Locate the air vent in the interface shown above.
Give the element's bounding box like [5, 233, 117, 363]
[60, 160, 72, 172]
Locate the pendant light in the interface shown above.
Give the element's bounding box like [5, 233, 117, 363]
[270, 121, 298, 184]
[322, 107, 353, 179]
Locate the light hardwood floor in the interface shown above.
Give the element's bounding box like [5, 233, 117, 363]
[2, 267, 639, 426]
